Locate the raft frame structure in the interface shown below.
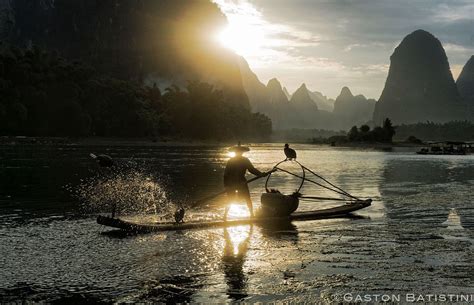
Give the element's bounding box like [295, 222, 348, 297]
[97, 199, 372, 233]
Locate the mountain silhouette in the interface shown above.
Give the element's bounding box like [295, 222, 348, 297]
[457, 55, 474, 117]
[6, 0, 249, 109]
[308, 91, 335, 112]
[373, 29, 467, 124]
[265, 78, 297, 129]
[239, 59, 378, 130]
[238, 57, 299, 129]
[333, 87, 376, 128]
[289, 84, 320, 127]
[267, 78, 290, 106]
[238, 57, 270, 113]
[290, 84, 318, 111]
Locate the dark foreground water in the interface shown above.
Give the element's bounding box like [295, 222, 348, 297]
[1, 143, 473, 303]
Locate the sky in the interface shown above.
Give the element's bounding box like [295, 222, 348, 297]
[213, 0, 474, 99]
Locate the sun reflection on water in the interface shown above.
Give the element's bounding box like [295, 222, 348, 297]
[224, 225, 253, 256]
[227, 203, 250, 219]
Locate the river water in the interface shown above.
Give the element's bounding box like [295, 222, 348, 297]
[1, 143, 473, 303]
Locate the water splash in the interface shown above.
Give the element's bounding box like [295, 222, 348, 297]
[69, 162, 173, 217]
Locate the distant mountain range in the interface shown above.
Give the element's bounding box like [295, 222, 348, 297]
[2, 1, 473, 131]
[333, 87, 377, 126]
[239, 57, 375, 130]
[242, 29, 474, 130]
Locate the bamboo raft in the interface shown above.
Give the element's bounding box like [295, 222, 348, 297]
[97, 199, 371, 233]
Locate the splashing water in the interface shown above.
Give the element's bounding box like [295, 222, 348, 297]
[69, 163, 173, 217]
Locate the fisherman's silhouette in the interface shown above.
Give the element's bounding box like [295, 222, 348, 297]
[222, 226, 253, 301]
[224, 143, 265, 219]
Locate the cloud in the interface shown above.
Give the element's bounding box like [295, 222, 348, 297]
[443, 43, 474, 53]
[434, 1, 474, 22]
[215, 0, 474, 99]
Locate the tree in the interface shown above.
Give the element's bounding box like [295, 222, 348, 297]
[7, 102, 28, 134]
[383, 118, 396, 142]
[348, 126, 359, 141]
[0, 45, 273, 140]
[360, 125, 370, 133]
[406, 135, 422, 144]
[371, 127, 385, 142]
[346, 120, 397, 143]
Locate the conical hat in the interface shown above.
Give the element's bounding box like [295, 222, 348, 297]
[229, 142, 250, 152]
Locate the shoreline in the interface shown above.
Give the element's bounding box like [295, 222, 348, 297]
[0, 136, 463, 149]
[0, 136, 247, 147]
[328, 142, 425, 148]
[1, 136, 329, 148]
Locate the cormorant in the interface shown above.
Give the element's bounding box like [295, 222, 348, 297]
[174, 207, 185, 224]
[90, 153, 114, 167]
[284, 144, 297, 160]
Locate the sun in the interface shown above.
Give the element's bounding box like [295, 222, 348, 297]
[217, 23, 265, 56]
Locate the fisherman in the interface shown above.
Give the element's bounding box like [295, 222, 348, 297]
[224, 143, 269, 220]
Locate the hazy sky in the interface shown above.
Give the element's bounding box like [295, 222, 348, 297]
[214, 0, 474, 99]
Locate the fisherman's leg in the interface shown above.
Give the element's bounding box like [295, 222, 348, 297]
[224, 205, 230, 221]
[246, 197, 254, 218]
[242, 187, 254, 217]
[224, 188, 234, 221]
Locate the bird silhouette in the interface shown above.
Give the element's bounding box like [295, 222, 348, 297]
[89, 153, 114, 167]
[174, 207, 186, 224]
[284, 144, 297, 160]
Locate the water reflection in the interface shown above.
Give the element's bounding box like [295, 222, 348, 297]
[442, 208, 464, 230]
[379, 156, 474, 226]
[439, 208, 473, 245]
[2, 144, 474, 302]
[258, 219, 298, 243]
[222, 225, 253, 301]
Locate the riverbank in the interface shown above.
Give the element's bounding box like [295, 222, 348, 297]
[0, 136, 437, 149]
[0, 136, 242, 147]
[329, 141, 425, 149]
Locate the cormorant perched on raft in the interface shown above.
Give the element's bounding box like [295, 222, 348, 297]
[89, 153, 114, 167]
[174, 207, 185, 224]
[284, 144, 297, 160]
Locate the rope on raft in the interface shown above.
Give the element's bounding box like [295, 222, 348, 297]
[190, 159, 364, 212]
[273, 166, 360, 200]
[299, 196, 349, 202]
[301, 165, 359, 200]
[267, 159, 362, 202]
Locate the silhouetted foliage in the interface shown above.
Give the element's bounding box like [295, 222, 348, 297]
[394, 121, 474, 141]
[346, 118, 396, 143]
[383, 118, 396, 141]
[347, 126, 359, 141]
[360, 125, 370, 133]
[327, 135, 348, 144]
[405, 135, 423, 144]
[8, 0, 249, 109]
[0, 45, 271, 140]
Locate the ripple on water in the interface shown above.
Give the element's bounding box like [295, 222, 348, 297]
[1, 145, 473, 302]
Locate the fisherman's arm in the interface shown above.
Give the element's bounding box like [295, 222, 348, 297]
[247, 160, 265, 177]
